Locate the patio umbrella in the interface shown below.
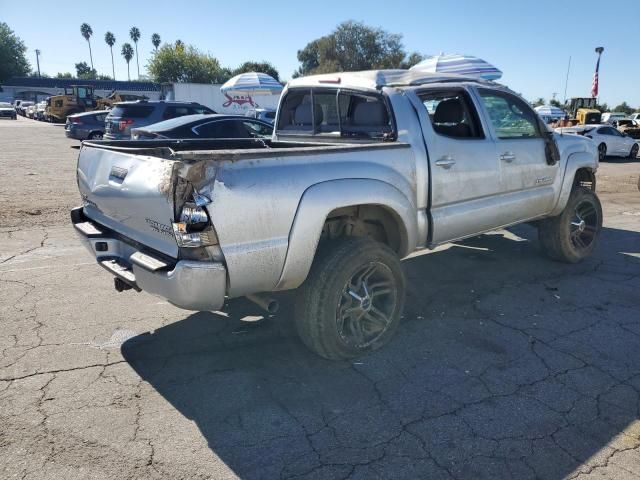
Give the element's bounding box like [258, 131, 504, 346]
[534, 105, 567, 119]
[410, 54, 503, 81]
[220, 72, 283, 94]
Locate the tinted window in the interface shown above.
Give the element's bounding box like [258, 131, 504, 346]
[277, 90, 313, 132]
[339, 92, 392, 139]
[419, 90, 483, 139]
[242, 121, 273, 138]
[189, 105, 213, 115]
[110, 105, 154, 118]
[478, 90, 540, 139]
[194, 120, 251, 138]
[163, 106, 192, 120]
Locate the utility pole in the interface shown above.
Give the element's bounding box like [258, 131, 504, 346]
[562, 56, 571, 105]
[35, 49, 41, 78]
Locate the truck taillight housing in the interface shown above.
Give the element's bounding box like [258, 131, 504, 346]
[119, 119, 134, 130]
[70, 117, 83, 124]
[172, 202, 218, 248]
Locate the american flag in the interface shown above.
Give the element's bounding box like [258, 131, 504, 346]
[591, 56, 600, 98]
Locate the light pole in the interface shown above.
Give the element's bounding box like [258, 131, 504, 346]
[35, 49, 41, 78]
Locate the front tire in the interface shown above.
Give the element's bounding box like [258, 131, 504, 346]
[88, 132, 104, 140]
[295, 237, 406, 360]
[538, 187, 602, 263]
[629, 143, 639, 159]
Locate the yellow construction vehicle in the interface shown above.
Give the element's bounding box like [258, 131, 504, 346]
[45, 85, 97, 123]
[568, 97, 602, 125]
[95, 91, 148, 110]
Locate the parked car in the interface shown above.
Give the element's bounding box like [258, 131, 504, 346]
[25, 104, 37, 119]
[65, 110, 109, 140]
[35, 101, 47, 121]
[613, 119, 640, 139]
[0, 102, 17, 120]
[131, 114, 273, 140]
[72, 69, 602, 360]
[628, 113, 640, 122]
[601, 112, 627, 124]
[557, 124, 639, 159]
[104, 101, 214, 140]
[245, 108, 277, 123]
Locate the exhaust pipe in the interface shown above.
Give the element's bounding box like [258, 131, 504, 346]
[246, 293, 279, 314]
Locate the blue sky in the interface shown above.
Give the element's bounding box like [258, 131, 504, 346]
[3, 0, 639, 107]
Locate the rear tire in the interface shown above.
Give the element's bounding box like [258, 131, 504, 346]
[88, 132, 104, 140]
[295, 237, 406, 360]
[538, 187, 602, 263]
[629, 143, 639, 159]
[598, 143, 607, 161]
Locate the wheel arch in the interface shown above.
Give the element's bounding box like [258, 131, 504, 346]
[274, 179, 418, 291]
[549, 151, 598, 216]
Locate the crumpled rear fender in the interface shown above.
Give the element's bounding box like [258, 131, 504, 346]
[274, 178, 418, 291]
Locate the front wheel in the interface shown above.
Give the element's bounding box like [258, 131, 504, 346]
[629, 143, 639, 159]
[88, 131, 104, 140]
[538, 187, 603, 263]
[295, 237, 406, 360]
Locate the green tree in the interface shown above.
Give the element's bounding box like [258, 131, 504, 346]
[549, 99, 563, 108]
[293, 21, 417, 77]
[129, 26, 141, 78]
[121, 43, 134, 81]
[105, 31, 116, 80]
[401, 51, 425, 69]
[533, 97, 545, 107]
[75, 61, 98, 79]
[613, 102, 633, 115]
[80, 23, 94, 70]
[147, 41, 229, 83]
[151, 33, 161, 52]
[0, 22, 31, 82]
[233, 61, 280, 81]
[56, 72, 74, 79]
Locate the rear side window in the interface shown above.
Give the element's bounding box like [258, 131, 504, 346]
[194, 120, 251, 138]
[189, 105, 213, 115]
[111, 105, 154, 118]
[163, 106, 192, 120]
[277, 89, 393, 140]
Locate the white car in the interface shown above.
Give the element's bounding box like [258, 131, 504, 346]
[629, 113, 640, 122]
[601, 112, 627, 124]
[557, 124, 639, 160]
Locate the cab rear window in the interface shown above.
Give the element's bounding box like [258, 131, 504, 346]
[110, 105, 154, 118]
[277, 89, 394, 140]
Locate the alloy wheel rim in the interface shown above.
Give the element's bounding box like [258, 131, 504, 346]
[570, 199, 598, 250]
[336, 262, 397, 348]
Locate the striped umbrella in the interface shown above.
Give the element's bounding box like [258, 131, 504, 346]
[410, 54, 502, 80]
[220, 72, 283, 94]
[534, 105, 567, 119]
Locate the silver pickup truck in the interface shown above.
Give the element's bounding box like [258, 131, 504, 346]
[72, 70, 601, 359]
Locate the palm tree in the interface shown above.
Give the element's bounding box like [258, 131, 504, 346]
[80, 23, 94, 70]
[104, 31, 116, 80]
[121, 43, 134, 81]
[151, 33, 161, 52]
[129, 26, 141, 78]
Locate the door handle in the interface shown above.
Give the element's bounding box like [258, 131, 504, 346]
[500, 152, 516, 163]
[435, 156, 456, 169]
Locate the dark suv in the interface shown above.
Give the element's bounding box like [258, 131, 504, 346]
[104, 101, 214, 140]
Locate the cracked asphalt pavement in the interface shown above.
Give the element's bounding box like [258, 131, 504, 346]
[1, 117, 640, 479]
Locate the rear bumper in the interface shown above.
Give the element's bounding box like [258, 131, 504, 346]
[71, 207, 227, 311]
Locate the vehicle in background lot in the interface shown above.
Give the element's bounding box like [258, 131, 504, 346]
[17, 101, 34, 116]
[35, 101, 47, 121]
[95, 91, 148, 110]
[46, 85, 98, 123]
[613, 119, 640, 139]
[629, 113, 640, 122]
[602, 112, 627, 124]
[131, 114, 273, 139]
[65, 111, 108, 140]
[104, 101, 214, 140]
[26, 104, 37, 119]
[245, 108, 277, 123]
[567, 97, 602, 125]
[73, 70, 602, 360]
[558, 124, 639, 160]
[0, 102, 17, 120]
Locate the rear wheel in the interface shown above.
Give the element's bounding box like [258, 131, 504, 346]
[629, 143, 639, 159]
[295, 237, 405, 360]
[88, 131, 103, 140]
[538, 187, 602, 263]
[598, 143, 607, 161]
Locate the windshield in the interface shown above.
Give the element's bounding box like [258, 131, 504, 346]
[0, 102, 12, 108]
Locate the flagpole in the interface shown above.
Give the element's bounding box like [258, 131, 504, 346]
[563, 56, 571, 105]
[593, 47, 604, 103]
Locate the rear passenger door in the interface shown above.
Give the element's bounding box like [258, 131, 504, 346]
[416, 88, 503, 244]
[475, 88, 560, 220]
